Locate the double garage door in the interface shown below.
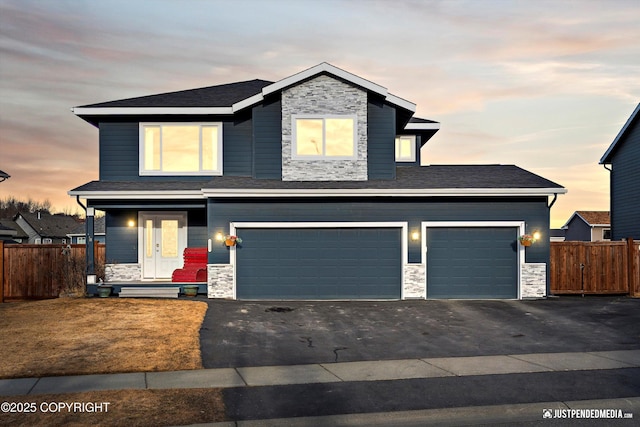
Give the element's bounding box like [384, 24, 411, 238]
[235, 225, 519, 300]
[236, 227, 402, 299]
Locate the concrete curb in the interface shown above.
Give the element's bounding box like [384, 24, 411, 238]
[1, 349, 639, 397]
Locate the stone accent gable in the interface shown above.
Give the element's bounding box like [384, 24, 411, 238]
[281, 75, 368, 181]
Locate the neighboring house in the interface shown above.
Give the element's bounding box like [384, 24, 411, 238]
[600, 102, 640, 240]
[66, 216, 106, 244]
[0, 219, 29, 243]
[561, 211, 611, 242]
[13, 211, 81, 244]
[69, 62, 566, 300]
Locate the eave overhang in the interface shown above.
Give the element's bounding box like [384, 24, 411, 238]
[600, 102, 640, 164]
[69, 187, 566, 200]
[67, 190, 205, 200]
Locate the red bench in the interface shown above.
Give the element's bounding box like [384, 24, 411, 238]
[171, 247, 208, 282]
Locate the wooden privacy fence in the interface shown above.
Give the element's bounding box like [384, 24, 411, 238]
[550, 238, 640, 296]
[0, 241, 106, 302]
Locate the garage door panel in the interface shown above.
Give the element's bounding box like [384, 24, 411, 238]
[236, 227, 402, 300]
[427, 227, 518, 299]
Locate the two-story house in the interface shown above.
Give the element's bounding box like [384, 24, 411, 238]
[69, 63, 565, 300]
[600, 102, 640, 240]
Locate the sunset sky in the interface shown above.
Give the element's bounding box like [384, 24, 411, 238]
[1, 0, 639, 228]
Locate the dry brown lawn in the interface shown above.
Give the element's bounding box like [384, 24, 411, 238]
[0, 298, 230, 425]
[0, 298, 208, 379]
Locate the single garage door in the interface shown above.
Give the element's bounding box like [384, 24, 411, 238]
[427, 227, 518, 299]
[236, 227, 402, 299]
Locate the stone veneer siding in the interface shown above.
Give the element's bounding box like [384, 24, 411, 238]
[403, 264, 426, 299]
[208, 264, 234, 299]
[105, 263, 141, 282]
[281, 75, 368, 181]
[521, 263, 547, 298]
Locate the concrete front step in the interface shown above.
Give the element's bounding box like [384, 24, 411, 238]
[118, 287, 180, 298]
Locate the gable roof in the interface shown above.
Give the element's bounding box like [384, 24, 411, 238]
[71, 62, 421, 120]
[600, 102, 640, 164]
[14, 212, 82, 239]
[69, 165, 565, 199]
[562, 211, 610, 228]
[0, 219, 28, 239]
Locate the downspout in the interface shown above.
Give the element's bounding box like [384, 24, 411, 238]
[547, 193, 558, 209]
[76, 195, 86, 212]
[603, 163, 612, 238]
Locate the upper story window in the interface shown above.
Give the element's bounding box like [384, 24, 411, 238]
[292, 115, 356, 160]
[395, 135, 416, 162]
[139, 123, 222, 175]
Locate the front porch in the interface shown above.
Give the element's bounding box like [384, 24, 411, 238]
[88, 281, 207, 297]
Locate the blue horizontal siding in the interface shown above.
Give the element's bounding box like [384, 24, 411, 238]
[367, 97, 396, 179]
[252, 98, 282, 179]
[105, 210, 138, 263]
[208, 197, 550, 266]
[610, 118, 640, 240]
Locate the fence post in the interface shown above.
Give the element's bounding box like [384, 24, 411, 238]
[0, 240, 4, 303]
[628, 237, 637, 297]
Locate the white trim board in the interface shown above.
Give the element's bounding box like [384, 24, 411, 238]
[421, 221, 526, 300]
[202, 188, 567, 198]
[228, 221, 408, 300]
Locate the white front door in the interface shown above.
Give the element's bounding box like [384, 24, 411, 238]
[140, 212, 187, 279]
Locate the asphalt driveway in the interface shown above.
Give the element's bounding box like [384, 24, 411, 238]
[199, 296, 640, 369]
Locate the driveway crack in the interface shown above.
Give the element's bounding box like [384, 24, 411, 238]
[333, 346, 348, 362]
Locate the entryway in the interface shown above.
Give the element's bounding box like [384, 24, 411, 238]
[140, 212, 187, 279]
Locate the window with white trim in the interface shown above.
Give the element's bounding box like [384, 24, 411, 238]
[139, 123, 222, 175]
[292, 115, 356, 159]
[43, 238, 52, 244]
[77, 237, 86, 244]
[395, 135, 416, 162]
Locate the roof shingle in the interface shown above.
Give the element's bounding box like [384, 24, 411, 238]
[69, 165, 564, 194]
[78, 79, 273, 108]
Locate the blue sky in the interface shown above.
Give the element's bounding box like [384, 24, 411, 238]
[1, 0, 639, 227]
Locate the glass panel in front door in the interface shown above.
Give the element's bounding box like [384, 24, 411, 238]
[161, 220, 178, 258]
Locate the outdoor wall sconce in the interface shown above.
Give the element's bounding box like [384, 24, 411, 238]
[411, 231, 420, 241]
[518, 230, 541, 247]
[127, 219, 136, 227]
[215, 232, 224, 242]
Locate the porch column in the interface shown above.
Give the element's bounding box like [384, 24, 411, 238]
[86, 207, 96, 284]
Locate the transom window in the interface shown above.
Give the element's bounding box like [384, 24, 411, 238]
[292, 115, 356, 159]
[139, 123, 222, 175]
[395, 135, 416, 162]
